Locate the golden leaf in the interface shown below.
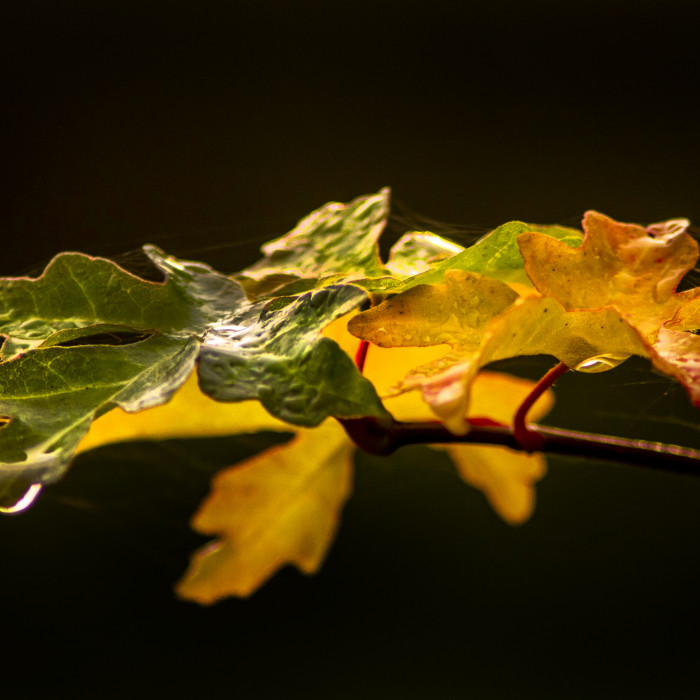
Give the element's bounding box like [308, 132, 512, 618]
[441, 372, 552, 525]
[76, 313, 556, 603]
[519, 211, 700, 408]
[76, 371, 289, 453]
[176, 419, 353, 603]
[518, 211, 699, 338]
[351, 276, 646, 433]
[347, 269, 518, 351]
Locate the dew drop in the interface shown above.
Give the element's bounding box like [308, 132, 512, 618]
[574, 354, 629, 373]
[0, 483, 43, 514]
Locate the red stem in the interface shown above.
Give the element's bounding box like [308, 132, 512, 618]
[338, 347, 700, 475]
[354, 340, 370, 373]
[513, 361, 570, 451]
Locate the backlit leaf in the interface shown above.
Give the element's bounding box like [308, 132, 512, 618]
[385, 231, 465, 277]
[0, 335, 198, 501]
[176, 419, 354, 602]
[399, 220, 582, 291]
[351, 283, 646, 432]
[518, 211, 698, 337]
[519, 211, 700, 406]
[348, 270, 519, 351]
[238, 189, 390, 296]
[0, 245, 247, 360]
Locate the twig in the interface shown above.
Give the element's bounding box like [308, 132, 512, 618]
[339, 416, 700, 477]
[339, 336, 700, 475]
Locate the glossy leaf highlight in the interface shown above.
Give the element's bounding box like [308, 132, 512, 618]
[198, 285, 389, 426]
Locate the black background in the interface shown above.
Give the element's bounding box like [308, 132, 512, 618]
[2, 2, 700, 698]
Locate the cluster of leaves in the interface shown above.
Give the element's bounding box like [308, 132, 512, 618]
[1, 188, 699, 603]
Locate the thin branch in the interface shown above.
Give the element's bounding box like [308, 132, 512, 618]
[338, 326, 700, 475]
[339, 416, 700, 477]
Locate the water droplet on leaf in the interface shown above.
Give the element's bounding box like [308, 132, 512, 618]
[0, 483, 43, 514]
[574, 354, 629, 373]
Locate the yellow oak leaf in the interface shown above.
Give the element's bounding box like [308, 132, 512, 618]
[327, 317, 554, 520]
[350, 272, 646, 433]
[381, 370, 552, 525]
[347, 269, 519, 351]
[175, 368, 553, 604]
[176, 419, 354, 603]
[76, 371, 290, 453]
[443, 444, 545, 525]
[75, 313, 555, 603]
[519, 211, 700, 409]
[518, 211, 699, 338]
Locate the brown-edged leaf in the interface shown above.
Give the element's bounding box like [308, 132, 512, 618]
[518, 211, 699, 337]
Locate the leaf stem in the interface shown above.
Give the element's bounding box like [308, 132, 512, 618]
[354, 340, 370, 372]
[512, 361, 570, 451]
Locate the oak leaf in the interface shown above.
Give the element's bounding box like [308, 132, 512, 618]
[385, 231, 465, 277]
[349, 268, 646, 432]
[518, 211, 698, 338]
[77, 372, 290, 453]
[173, 368, 552, 603]
[198, 285, 389, 426]
[347, 269, 519, 351]
[238, 189, 390, 297]
[400, 220, 582, 291]
[519, 211, 700, 407]
[176, 419, 354, 602]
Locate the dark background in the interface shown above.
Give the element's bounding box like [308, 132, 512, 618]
[2, 1, 700, 698]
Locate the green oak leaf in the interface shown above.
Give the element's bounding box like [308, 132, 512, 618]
[398, 221, 582, 291]
[0, 244, 247, 359]
[0, 245, 250, 502]
[237, 189, 390, 297]
[0, 335, 199, 503]
[198, 285, 390, 426]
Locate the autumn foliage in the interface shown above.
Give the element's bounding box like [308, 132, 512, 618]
[1, 189, 699, 603]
